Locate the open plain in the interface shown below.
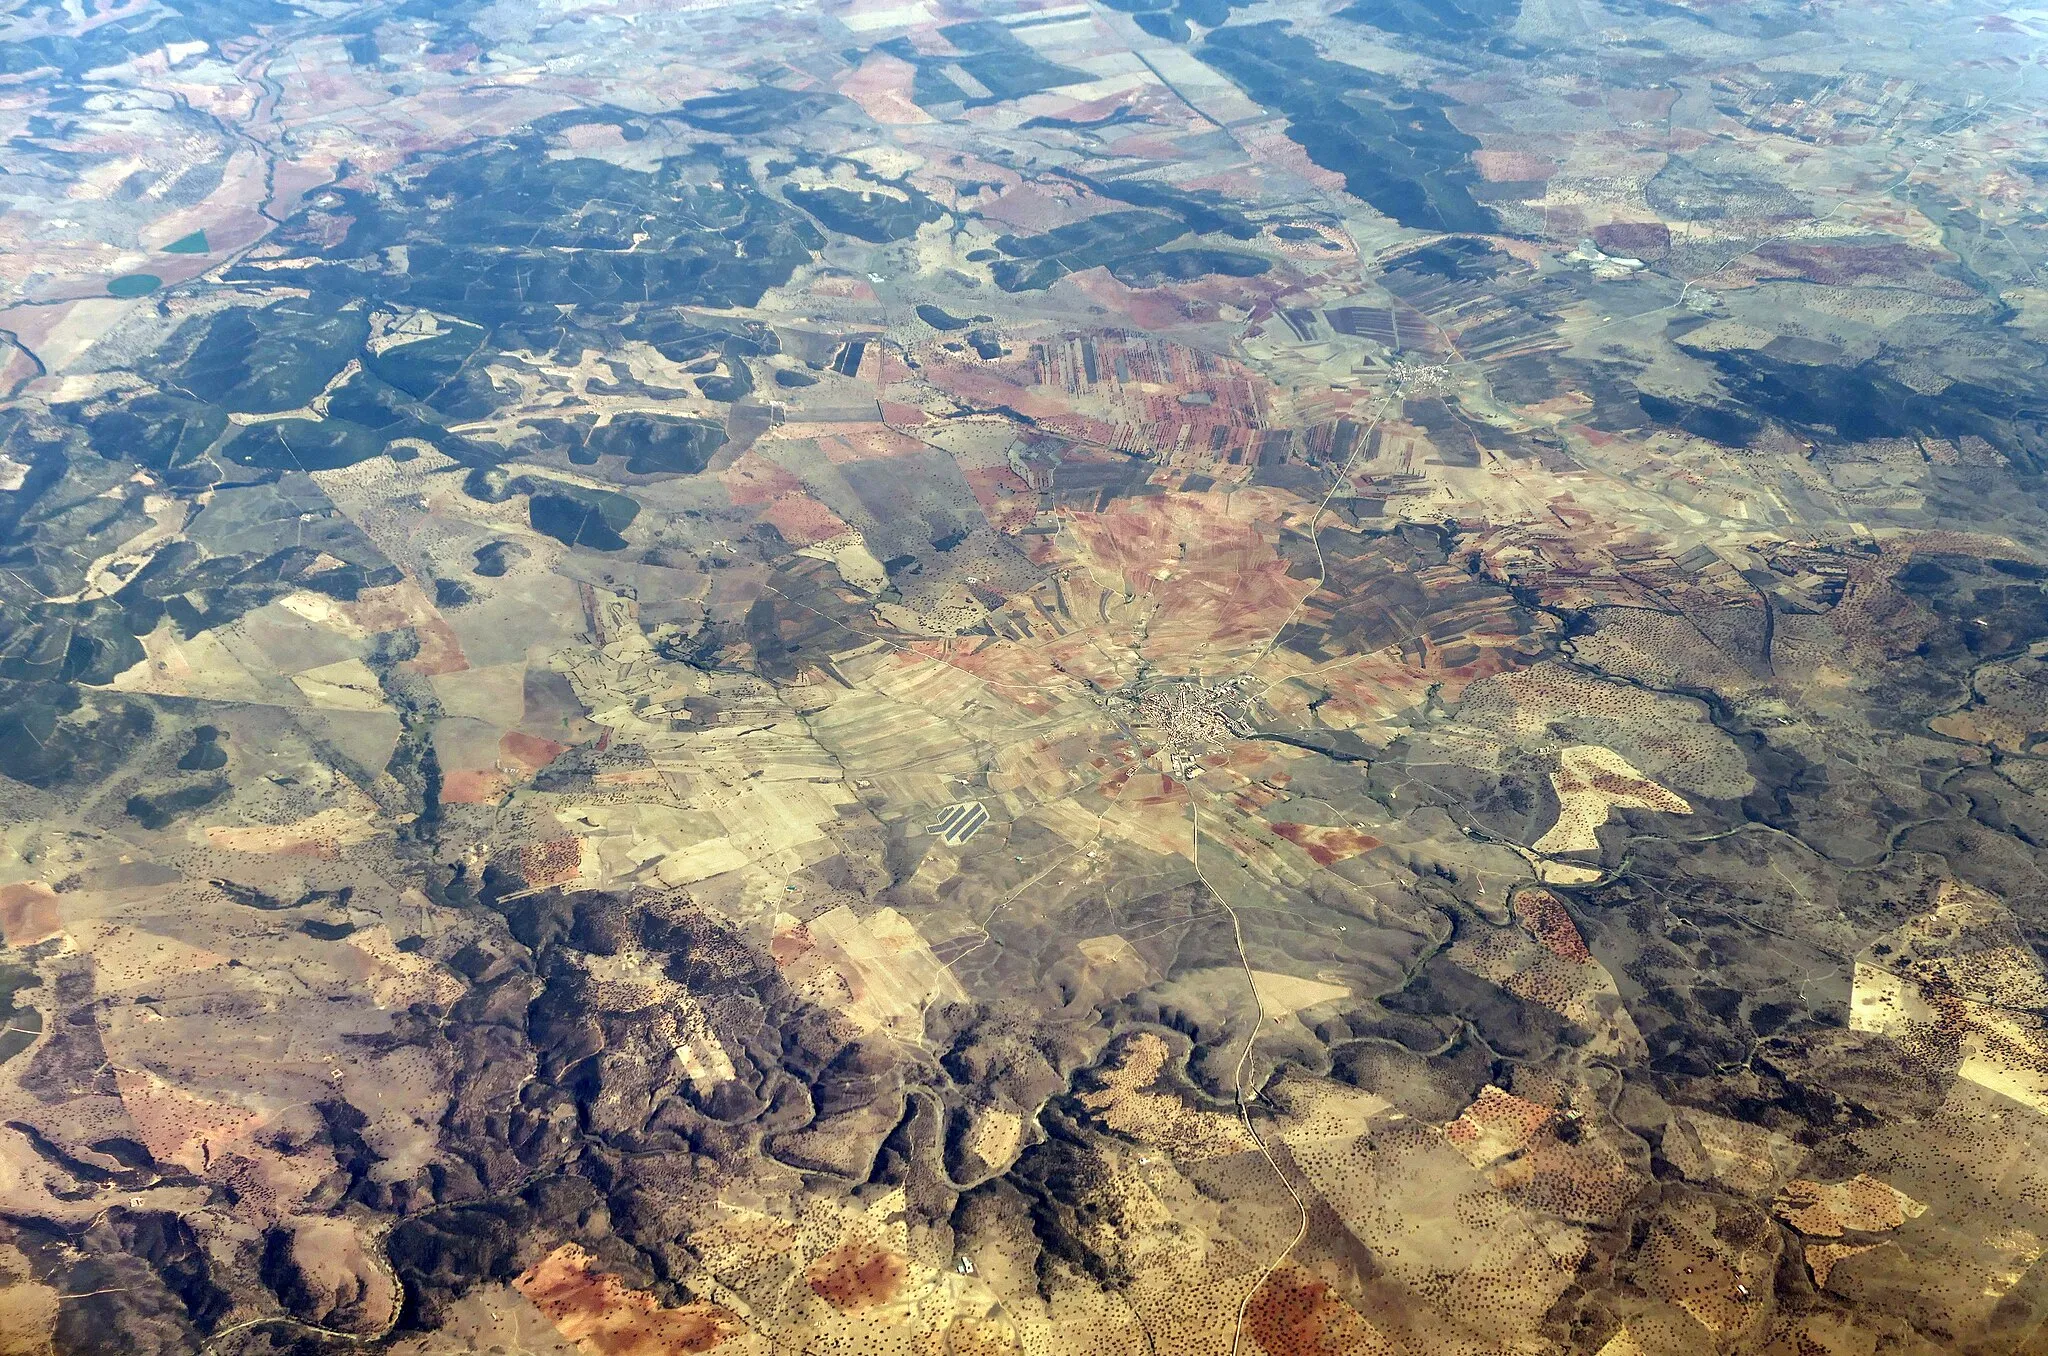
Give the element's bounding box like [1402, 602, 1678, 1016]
[0, 0, 2047, 1352]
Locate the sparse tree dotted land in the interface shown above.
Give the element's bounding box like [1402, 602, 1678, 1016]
[0, 0, 2044, 1352]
